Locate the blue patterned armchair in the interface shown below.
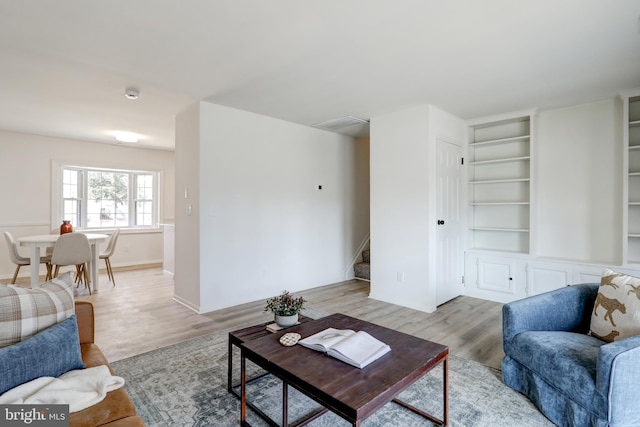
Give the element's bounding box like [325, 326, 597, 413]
[502, 283, 640, 427]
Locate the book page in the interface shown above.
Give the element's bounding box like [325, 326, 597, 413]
[298, 328, 355, 352]
[328, 331, 390, 368]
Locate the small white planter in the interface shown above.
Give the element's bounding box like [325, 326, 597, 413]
[275, 314, 298, 327]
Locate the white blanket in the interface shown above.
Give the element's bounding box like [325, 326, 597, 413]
[0, 366, 125, 413]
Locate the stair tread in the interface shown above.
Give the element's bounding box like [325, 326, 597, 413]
[355, 248, 370, 280]
[354, 262, 370, 280]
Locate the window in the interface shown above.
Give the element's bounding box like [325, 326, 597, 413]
[59, 166, 158, 229]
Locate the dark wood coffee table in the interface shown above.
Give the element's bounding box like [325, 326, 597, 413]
[238, 313, 448, 426]
[228, 315, 314, 424]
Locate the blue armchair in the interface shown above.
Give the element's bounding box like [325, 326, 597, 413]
[502, 283, 640, 427]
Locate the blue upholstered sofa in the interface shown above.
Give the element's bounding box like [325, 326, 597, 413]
[502, 283, 640, 427]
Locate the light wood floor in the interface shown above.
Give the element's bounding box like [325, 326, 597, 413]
[9, 266, 506, 369]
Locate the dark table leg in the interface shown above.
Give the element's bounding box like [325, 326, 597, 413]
[391, 355, 448, 426]
[228, 335, 233, 393]
[241, 352, 248, 425]
[283, 380, 288, 427]
[443, 355, 448, 426]
[228, 336, 271, 399]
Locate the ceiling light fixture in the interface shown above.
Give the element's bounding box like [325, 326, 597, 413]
[124, 88, 139, 100]
[109, 130, 142, 143]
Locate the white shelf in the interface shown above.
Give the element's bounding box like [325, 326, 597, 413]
[470, 178, 530, 185]
[467, 247, 529, 255]
[470, 202, 529, 206]
[468, 156, 530, 166]
[470, 135, 530, 147]
[625, 95, 640, 264]
[468, 114, 531, 255]
[470, 227, 529, 232]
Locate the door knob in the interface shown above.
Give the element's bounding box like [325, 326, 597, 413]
[437, 220, 445, 225]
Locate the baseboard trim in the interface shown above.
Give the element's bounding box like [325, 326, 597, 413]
[1, 262, 164, 284]
[368, 292, 436, 314]
[172, 294, 200, 313]
[107, 261, 162, 272]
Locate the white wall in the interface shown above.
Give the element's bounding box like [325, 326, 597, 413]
[370, 105, 431, 311]
[535, 99, 621, 264]
[369, 104, 466, 313]
[174, 101, 370, 313]
[173, 103, 201, 310]
[0, 130, 175, 280]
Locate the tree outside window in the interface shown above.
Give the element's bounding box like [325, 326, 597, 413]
[87, 171, 130, 228]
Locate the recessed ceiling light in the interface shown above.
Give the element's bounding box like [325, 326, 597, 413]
[124, 88, 139, 100]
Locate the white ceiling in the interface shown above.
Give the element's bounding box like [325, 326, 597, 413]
[0, 0, 639, 150]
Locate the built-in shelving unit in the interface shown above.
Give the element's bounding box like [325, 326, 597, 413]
[467, 114, 533, 253]
[624, 93, 640, 264]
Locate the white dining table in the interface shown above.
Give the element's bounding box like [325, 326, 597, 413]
[18, 233, 108, 292]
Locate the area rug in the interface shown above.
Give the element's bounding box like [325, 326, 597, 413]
[112, 325, 554, 427]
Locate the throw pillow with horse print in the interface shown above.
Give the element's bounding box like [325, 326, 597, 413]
[589, 268, 640, 342]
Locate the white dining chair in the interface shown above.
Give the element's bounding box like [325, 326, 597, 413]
[99, 229, 120, 286]
[51, 233, 92, 294]
[4, 231, 52, 284]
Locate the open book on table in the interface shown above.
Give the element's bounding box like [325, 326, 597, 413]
[298, 327, 391, 369]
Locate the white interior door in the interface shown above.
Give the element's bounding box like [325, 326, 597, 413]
[436, 139, 464, 305]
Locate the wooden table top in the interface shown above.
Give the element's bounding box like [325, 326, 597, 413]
[240, 313, 448, 422]
[229, 315, 314, 345]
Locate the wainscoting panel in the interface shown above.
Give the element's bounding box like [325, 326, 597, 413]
[464, 250, 640, 304]
[573, 267, 605, 284]
[478, 260, 515, 294]
[464, 254, 527, 303]
[527, 263, 570, 296]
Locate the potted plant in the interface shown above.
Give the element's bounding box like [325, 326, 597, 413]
[264, 290, 306, 327]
